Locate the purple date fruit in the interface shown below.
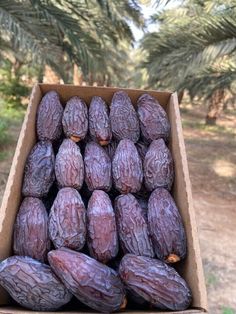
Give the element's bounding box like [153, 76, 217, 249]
[110, 91, 139, 143]
[55, 139, 84, 189]
[115, 194, 154, 257]
[137, 93, 170, 143]
[119, 254, 192, 311]
[13, 197, 50, 262]
[62, 96, 88, 142]
[0, 256, 72, 311]
[112, 139, 143, 194]
[48, 248, 127, 313]
[36, 91, 63, 141]
[144, 138, 174, 191]
[87, 190, 118, 263]
[84, 141, 112, 192]
[22, 141, 55, 197]
[148, 188, 187, 263]
[89, 96, 112, 146]
[49, 188, 86, 251]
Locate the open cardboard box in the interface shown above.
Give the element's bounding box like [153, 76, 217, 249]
[0, 84, 208, 313]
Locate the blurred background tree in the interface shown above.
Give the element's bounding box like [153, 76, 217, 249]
[141, 0, 236, 124]
[0, 0, 236, 123]
[0, 0, 144, 107]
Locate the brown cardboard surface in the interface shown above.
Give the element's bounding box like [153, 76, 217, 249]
[0, 306, 205, 314]
[0, 84, 207, 313]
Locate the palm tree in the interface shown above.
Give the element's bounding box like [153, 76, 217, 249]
[141, 0, 236, 124]
[0, 0, 144, 84]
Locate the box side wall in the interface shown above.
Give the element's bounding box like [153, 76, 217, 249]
[167, 93, 207, 311]
[0, 85, 42, 304]
[39, 84, 171, 108]
[0, 306, 206, 314]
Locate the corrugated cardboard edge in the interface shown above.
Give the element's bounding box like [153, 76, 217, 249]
[0, 84, 40, 303]
[170, 93, 208, 312]
[0, 308, 205, 314]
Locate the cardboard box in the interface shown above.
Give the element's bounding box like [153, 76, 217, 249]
[0, 84, 208, 313]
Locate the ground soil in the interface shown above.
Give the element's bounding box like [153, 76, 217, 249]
[0, 105, 235, 314]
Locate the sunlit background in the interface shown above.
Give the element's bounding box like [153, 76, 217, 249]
[0, 1, 236, 313]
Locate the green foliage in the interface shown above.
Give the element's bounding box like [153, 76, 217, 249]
[141, 0, 236, 99]
[0, 120, 9, 147]
[0, 0, 144, 82]
[222, 307, 235, 314]
[0, 59, 29, 108]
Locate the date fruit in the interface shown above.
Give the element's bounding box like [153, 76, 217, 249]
[62, 96, 88, 142]
[36, 91, 63, 141]
[48, 248, 126, 313]
[110, 91, 139, 143]
[89, 96, 112, 145]
[112, 139, 143, 194]
[115, 194, 154, 257]
[137, 93, 170, 143]
[0, 256, 72, 311]
[84, 141, 111, 191]
[144, 138, 174, 191]
[55, 139, 84, 189]
[119, 254, 192, 311]
[13, 197, 50, 262]
[22, 141, 55, 197]
[148, 188, 187, 263]
[49, 188, 86, 251]
[87, 190, 118, 263]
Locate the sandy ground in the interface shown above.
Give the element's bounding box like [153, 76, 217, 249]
[182, 107, 236, 314]
[0, 105, 236, 314]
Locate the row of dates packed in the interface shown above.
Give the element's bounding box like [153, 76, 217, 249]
[0, 90, 191, 312]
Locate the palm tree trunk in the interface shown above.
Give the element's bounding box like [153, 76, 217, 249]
[43, 65, 60, 84]
[205, 89, 224, 125]
[73, 64, 83, 85]
[178, 90, 184, 104]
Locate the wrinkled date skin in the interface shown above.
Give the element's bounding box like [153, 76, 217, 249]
[110, 91, 140, 143]
[84, 141, 112, 192]
[115, 194, 154, 257]
[36, 91, 63, 141]
[13, 197, 50, 263]
[137, 93, 170, 143]
[119, 254, 192, 311]
[89, 96, 112, 145]
[62, 96, 88, 142]
[48, 248, 126, 313]
[144, 138, 174, 191]
[49, 188, 86, 251]
[0, 256, 72, 311]
[87, 190, 118, 263]
[22, 141, 55, 197]
[55, 139, 84, 189]
[112, 139, 143, 194]
[148, 188, 187, 263]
